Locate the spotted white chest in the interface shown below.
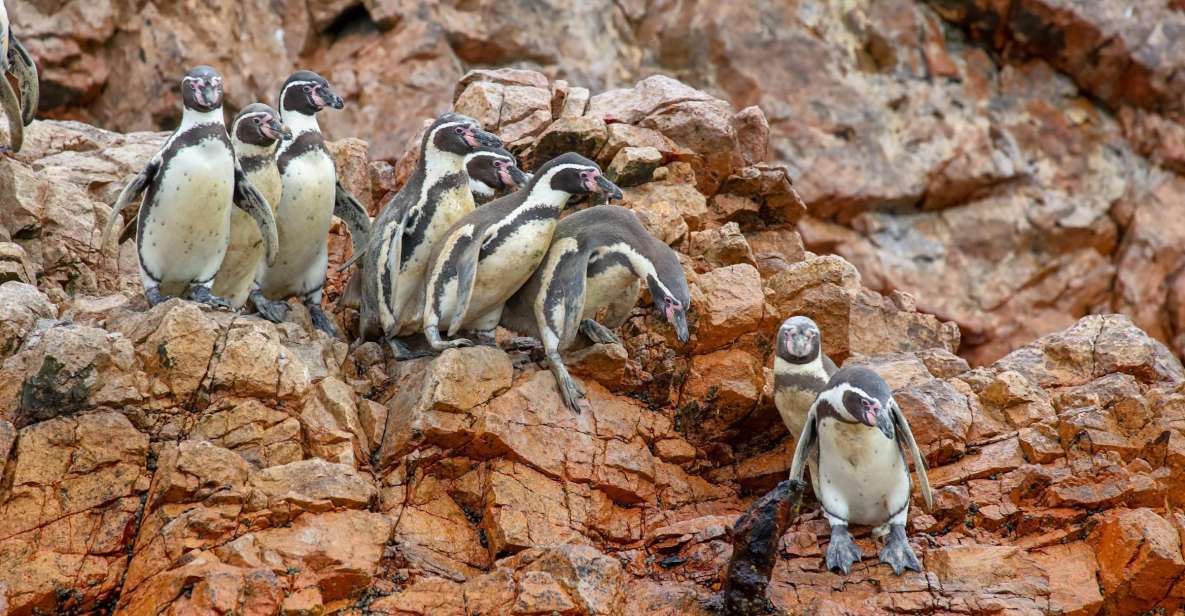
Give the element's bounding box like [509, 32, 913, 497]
[139, 137, 235, 294]
[581, 261, 638, 321]
[461, 217, 557, 327]
[259, 150, 335, 296]
[394, 183, 474, 333]
[816, 416, 910, 528]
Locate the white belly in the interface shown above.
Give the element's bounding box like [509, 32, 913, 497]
[139, 140, 235, 295]
[394, 184, 474, 334]
[817, 417, 910, 528]
[260, 154, 335, 298]
[581, 263, 637, 321]
[212, 166, 281, 306]
[455, 219, 556, 329]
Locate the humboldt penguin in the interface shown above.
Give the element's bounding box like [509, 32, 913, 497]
[209, 104, 290, 309]
[466, 147, 528, 204]
[98, 65, 278, 308]
[500, 204, 690, 413]
[0, 1, 38, 152]
[359, 112, 502, 359]
[773, 315, 838, 501]
[422, 153, 622, 352]
[789, 366, 934, 575]
[251, 70, 370, 336]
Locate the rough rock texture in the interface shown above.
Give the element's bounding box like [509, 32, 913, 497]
[19, 0, 1185, 368]
[3, 48, 1185, 616]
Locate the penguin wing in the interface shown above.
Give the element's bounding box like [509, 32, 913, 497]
[788, 403, 819, 484]
[99, 159, 159, 249]
[891, 398, 934, 512]
[535, 239, 588, 353]
[440, 228, 481, 337]
[377, 209, 407, 333]
[9, 35, 37, 126]
[822, 353, 839, 377]
[233, 166, 280, 266]
[0, 64, 22, 152]
[334, 180, 372, 266]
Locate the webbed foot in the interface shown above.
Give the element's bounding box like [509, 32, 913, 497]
[878, 524, 922, 575]
[579, 319, 620, 345]
[825, 525, 863, 575]
[189, 286, 231, 310]
[250, 291, 289, 323]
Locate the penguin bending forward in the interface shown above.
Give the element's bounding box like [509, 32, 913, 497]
[359, 112, 502, 359]
[0, 1, 38, 152]
[251, 70, 370, 336]
[467, 147, 529, 204]
[421, 153, 622, 351]
[501, 204, 690, 413]
[773, 316, 838, 500]
[211, 104, 290, 308]
[99, 65, 278, 308]
[788, 366, 934, 575]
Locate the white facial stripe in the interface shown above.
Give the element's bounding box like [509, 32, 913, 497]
[279, 80, 319, 112]
[234, 112, 271, 129]
[599, 241, 671, 299]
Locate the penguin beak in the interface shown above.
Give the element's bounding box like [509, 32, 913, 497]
[785, 329, 812, 358]
[263, 118, 292, 141]
[592, 175, 623, 201]
[466, 127, 503, 149]
[314, 86, 344, 110]
[670, 306, 690, 343]
[504, 165, 529, 188]
[860, 399, 894, 440]
[876, 409, 895, 441]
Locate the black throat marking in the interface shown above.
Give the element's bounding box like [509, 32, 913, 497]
[240, 154, 273, 174]
[478, 206, 561, 261]
[586, 250, 633, 280]
[401, 171, 467, 264]
[277, 130, 327, 176]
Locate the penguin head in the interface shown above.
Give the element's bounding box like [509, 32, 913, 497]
[776, 316, 822, 364]
[646, 249, 691, 343]
[181, 65, 224, 113]
[428, 112, 503, 156]
[232, 103, 291, 147]
[530, 153, 624, 202]
[465, 148, 529, 195]
[835, 367, 896, 440]
[279, 70, 343, 116]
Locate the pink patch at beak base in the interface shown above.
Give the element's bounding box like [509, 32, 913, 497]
[864, 410, 877, 425]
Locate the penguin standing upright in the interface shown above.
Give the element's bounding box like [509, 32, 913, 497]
[789, 366, 934, 575]
[773, 315, 838, 500]
[500, 204, 690, 412]
[466, 147, 528, 204]
[359, 112, 502, 359]
[0, 1, 38, 152]
[210, 103, 290, 309]
[99, 65, 278, 308]
[421, 153, 622, 351]
[251, 70, 370, 336]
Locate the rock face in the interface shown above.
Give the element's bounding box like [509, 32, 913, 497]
[2, 40, 1185, 616]
[19, 0, 1185, 368]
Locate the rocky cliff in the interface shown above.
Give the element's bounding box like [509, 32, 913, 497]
[14, 0, 1185, 366]
[0, 64, 1183, 615]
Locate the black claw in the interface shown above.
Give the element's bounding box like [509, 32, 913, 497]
[825, 525, 863, 575]
[250, 291, 289, 323]
[580, 319, 620, 345]
[879, 525, 922, 575]
[190, 286, 231, 310]
[308, 304, 340, 338]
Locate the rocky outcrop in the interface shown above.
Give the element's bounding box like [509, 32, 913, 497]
[2, 49, 1185, 616]
[17, 0, 1185, 367]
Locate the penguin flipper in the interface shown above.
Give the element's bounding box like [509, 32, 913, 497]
[233, 166, 280, 266]
[0, 70, 22, 152]
[117, 216, 136, 245]
[100, 159, 158, 248]
[9, 35, 37, 126]
[788, 404, 818, 484]
[891, 399, 933, 512]
[822, 353, 839, 377]
[445, 233, 481, 338]
[378, 211, 407, 333]
[334, 179, 372, 265]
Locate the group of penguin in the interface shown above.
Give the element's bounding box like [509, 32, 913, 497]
[84, 64, 934, 576]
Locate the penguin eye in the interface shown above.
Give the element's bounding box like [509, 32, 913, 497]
[303, 85, 314, 94]
[454, 126, 465, 135]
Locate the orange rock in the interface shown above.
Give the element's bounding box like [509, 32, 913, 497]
[692, 264, 764, 352]
[1090, 508, 1185, 614]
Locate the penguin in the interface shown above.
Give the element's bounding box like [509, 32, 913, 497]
[774, 315, 838, 447]
[500, 204, 690, 413]
[98, 65, 278, 308]
[250, 70, 370, 336]
[466, 147, 528, 204]
[421, 153, 622, 352]
[0, 0, 39, 152]
[359, 112, 502, 359]
[209, 103, 291, 309]
[788, 366, 934, 575]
